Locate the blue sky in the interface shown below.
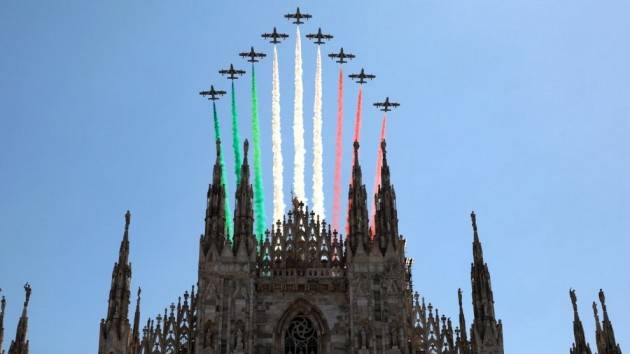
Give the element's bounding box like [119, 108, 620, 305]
[0, 1, 628, 353]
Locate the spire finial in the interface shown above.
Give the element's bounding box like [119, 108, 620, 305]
[471, 211, 478, 239]
[570, 288, 578, 314]
[243, 139, 249, 162]
[23, 283, 31, 310]
[598, 289, 611, 322]
[458, 288, 463, 308]
[352, 140, 360, 170]
[125, 210, 131, 230]
[215, 138, 222, 158]
[471, 211, 483, 263]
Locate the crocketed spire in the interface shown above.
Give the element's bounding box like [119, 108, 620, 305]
[347, 141, 369, 254]
[373, 140, 399, 254]
[569, 289, 592, 354]
[202, 138, 227, 254]
[8, 283, 31, 354]
[0, 290, 5, 353]
[129, 288, 141, 354]
[233, 140, 255, 256]
[469, 212, 504, 354]
[594, 290, 622, 354]
[98, 212, 133, 354]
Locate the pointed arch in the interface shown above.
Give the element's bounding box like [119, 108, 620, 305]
[273, 298, 331, 354]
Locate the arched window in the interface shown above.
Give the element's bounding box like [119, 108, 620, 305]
[284, 315, 318, 354]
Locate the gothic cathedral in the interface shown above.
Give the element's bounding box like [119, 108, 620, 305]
[90, 140, 622, 354]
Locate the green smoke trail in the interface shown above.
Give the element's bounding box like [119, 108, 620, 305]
[251, 65, 266, 243]
[231, 81, 243, 185]
[212, 101, 233, 240]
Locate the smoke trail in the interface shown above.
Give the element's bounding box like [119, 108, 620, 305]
[212, 102, 233, 240]
[346, 85, 364, 234]
[312, 46, 324, 219]
[271, 46, 285, 223]
[293, 26, 306, 203]
[353, 87, 364, 143]
[332, 67, 344, 231]
[370, 114, 387, 233]
[250, 64, 266, 242]
[230, 81, 243, 185]
[351, 86, 363, 166]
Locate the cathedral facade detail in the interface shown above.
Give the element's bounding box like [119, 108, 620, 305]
[90, 140, 622, 354]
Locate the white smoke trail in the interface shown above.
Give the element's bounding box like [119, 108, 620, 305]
[272, 46, 285, 222]
[293, 26, 307, 204]
[312, 46, 324, 219]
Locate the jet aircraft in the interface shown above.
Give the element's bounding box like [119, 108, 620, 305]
[349, 68, 376, 84]
[219, 64, 245, 80]
[239, 47, 266, 63]
[284, 7, 312, 25]
[199, 85, 226, 101]
[328, 47, 355, 64]
[306, 28, 333, 45]
[261, 27, 289, 44]
[374, 97, 400, 112]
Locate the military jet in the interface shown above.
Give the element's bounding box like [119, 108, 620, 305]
[199, 85, 226, 101]
[306, 28, 333, 45]
[328, 47, 355, 64]
[218, 64, 245, 80]
[239, 47, 266, 63]
[284, 7, 312, 25]
[349, 68, 376, 84]
[374, 97, 400, 112]
[261, 27, 289, 44]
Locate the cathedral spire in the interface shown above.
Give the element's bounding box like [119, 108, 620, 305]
[8, 283, 31, 354]
[203, 138, 227, 254]
[469, 212, 504, 354]
[0, 290, 5, 353]
[233, 139, 254, 255]
[99, 211, 133, 354]
[471, 212, 483, 264]
[458, 288, 471, 354]
[374, 140, 399, 254]
[129, 288, 141, 354]
[594, 290, 622, 354]
[569, 289, 592, 354]
[347, 140, 369, 254]
[119, 211, 131, 267]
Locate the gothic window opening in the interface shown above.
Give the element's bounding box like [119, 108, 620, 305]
[284, 315, 318, 354]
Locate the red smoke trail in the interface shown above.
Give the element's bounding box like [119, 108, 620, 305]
[332, 67, 344, 232]
[353, 86, 363, 147]
[370, 114, 387, 235]
[346, 85, 364, 235]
